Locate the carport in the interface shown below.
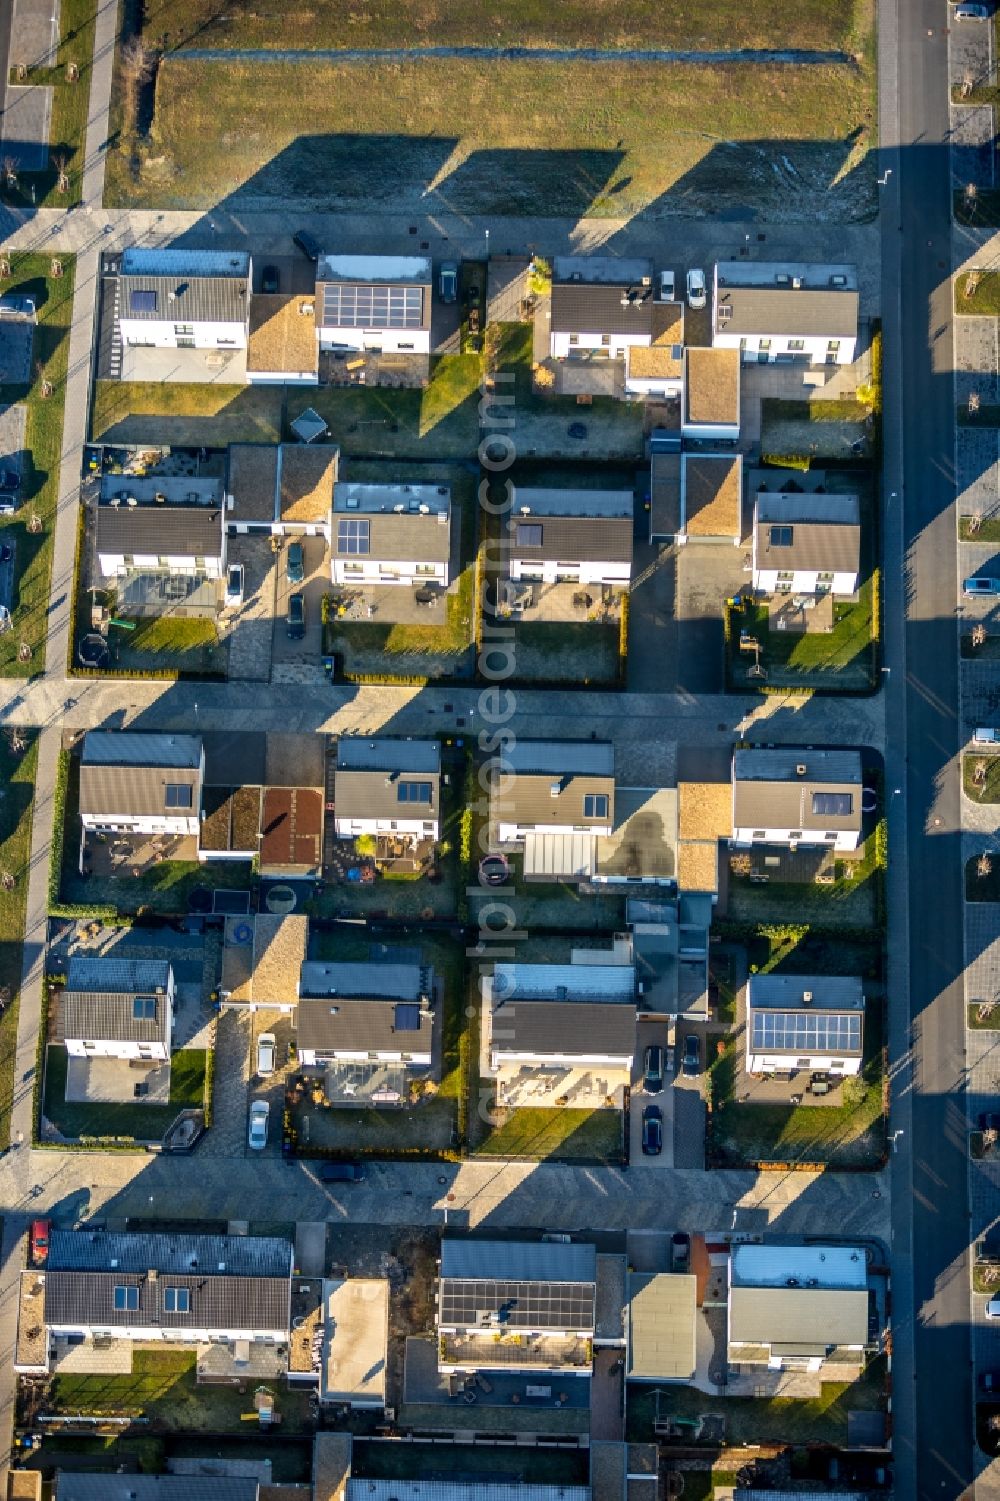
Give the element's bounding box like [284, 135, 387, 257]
[523, 830, 595, 881]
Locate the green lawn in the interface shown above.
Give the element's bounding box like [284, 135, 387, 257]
[725, 821, 884, 932]
[4, 0, 97, 207]
[727, 580, 876, 691]
[627, 1357, 887, 1446]
[476, 1106, 623, 1163]
[955, 272, 1000, 317]
[763, 396, 873, 424]
[969, 1003, 1000, 1031]
[505, 620, 620, 684]
[960, 514, 1000, 538]
[964, 753, 1000, 803]
[0, 734, 37, 1149]
[109, 613, 226, 676]
[42, 1045, 208, 1141]
[47, 1348, 315, 1431]
[137, 0, 866, 50]
[106, 56, 874, 223]
[955, 189, 1000, 229]
[309, 357, 483, 459]
[91, 382, 284, 445]
[0, 256, 76, 675]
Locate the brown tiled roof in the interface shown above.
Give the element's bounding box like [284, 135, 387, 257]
[683, 455, 742, 539]
[260, 787, 323, 868]
[550, 282, 655, 336]
[678, 782, 731, 840]
[247, 293, 318, 375]
[506, 514, 633, 565]
[627, 301, 685, 380]
[753, 494, 861, 575]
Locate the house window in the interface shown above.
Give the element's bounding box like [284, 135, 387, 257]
[133, 996, 157, 1020]
[817, 571, 834, 582]
[789, 831, 803, 839]
[194, 556, 206, 570]
[601, 334, 611, 346]
[113, 1285, 140, 1311]
[337, 518, 371, 555]
[584, 793, 609, 819]
[398, 343, 415, 351]
[812, 792, 853, 817]
[769, 526, 793, 548]
[415, 563, 436, 575]
[163, 1287, 190, 1313]
[776, 571, 793, 582]
[164, 783, 193, 810]
[174, 324, 195, 348]
[569, 334, 579, 346]
[787, 339, 805, 351]
[157, 556, 169, 568]
[752, 830, 766, 839]
[831, 1060, 845, 1068]
[824, 832, 838, 841]
[515, 523, 543, 547]
[397, 781, 433, 804]
[758, 339, 771, 352]
[796, 1058, 811, 1068]
[174, 325, 194, 335]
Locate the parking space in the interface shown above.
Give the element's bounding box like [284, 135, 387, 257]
[224, 533, 278, 682]
[201, 1007, 253, 1158]
[271, 534, 328, 665]
[247, 1007, 295, 1157]
[961, 540, 1000, 625]
[630, 1017, 675, 1168]
[672, 1021, 708, 1170]
[430, 263, 462, 353]
[674, 543, 748, 694]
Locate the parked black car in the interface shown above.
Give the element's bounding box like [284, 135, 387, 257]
[287, 592, 305, 639]
[318, 1160, 365, 1182]
[682, 1033, 701, 1077]
[641, 1104, 662, 1156]
[293, 229, 321, 261]
[261, 264, 280, 293]
[643, 1044, 664, 1094]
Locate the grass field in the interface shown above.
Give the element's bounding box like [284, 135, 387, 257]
[4, 0, 97, 207]
[91, 382, 283, 445]
[138, 0, 868, 52]
[964, 753, 1000, 803]
[0, 735, 37, 1150]
[476, 1106, 623, 1162]
[112, 613, 226, 676]
[955, 273, 1000, 317]
[627, 1357, 887, 1446]
[959, 514, 1000, 538]
[42, 1045, 208, 1141]
[0, 256, 75, 676]
[727, 581, 876, 691]
[106, 56, 875, 222]
[48, 1348, 314, 1431]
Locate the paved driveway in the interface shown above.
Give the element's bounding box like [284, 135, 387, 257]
[272, 534, 327, 667]
[629, 1018, 674, 1168]
[224, 533, 277, 682]
[202, 1008, 252, 1158]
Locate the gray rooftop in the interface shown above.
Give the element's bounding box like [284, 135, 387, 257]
[299, 960, 426, 1001]
[48, 1229, 292, 1278]
[119, 249, 250, 324]
[82, 732, 202, 769]
[348, 1487, 590, 1501]
[441, 1238, 597, 1284]
[490, 997, 637, 1059]
[733, 749, 862, 835]
[56, 1479, 259, 1501]
[58, 958, 172, 1046]
[297, 994, 434, 1055]
[334, 482, 450, 517]
[317, 254, 431, 283]
[332, 483, 451, 563]
[120, 249, 251, 278]
[99, 475, 223, 507]
[553, 256, 653, 285]
[753, 493, 861, 576]
[714, 261, 858, 338]
[733, 748, 862, 785]
[627, 1272, 697, 1382]
[511, 487, 634, 519]
[64, 957, 172, 995]
[729, 1285, 869, 1349]
[96, 500, 225, 559]
[503, 741, 614, 777]
[335, 738, 440, 774]
[748, 975, 864, 1012]
[491, 962, 635, 1002]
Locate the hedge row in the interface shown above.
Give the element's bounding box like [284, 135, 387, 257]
[47, 748, 70, 909]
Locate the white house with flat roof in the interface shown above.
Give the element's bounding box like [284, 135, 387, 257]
[713, 261, 859, 366]
[117, 249, 252, 351]
[331, 482, 451, 587]
[746, 974, 864, 1076]
[315, 255, 432, 354]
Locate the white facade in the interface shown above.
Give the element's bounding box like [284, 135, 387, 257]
[491, 1040, 633, 1071]
[551, 328, 650, 360]
[80, 806, 201, 837]
[97, 546, 226, 580]
[746, 1036, 862, 1076]
[64, 973, 174, 1062]
[753, 563, 857, 596]
[507, 555, 629, 587]
[331, 555, 446, 587]
[730, 820, 859, 853]
[712, 261, 859, 367]
[320, 325, 430, 355]
[715, 328, 857, 367]
[333, 811, 439, 840]
[48, 1315, 285, 1344]
[497, 816, 612, 844]
[316, 254, 431, 354]
[118, 316, 248, 351]
[298, 1040, 432, 1068]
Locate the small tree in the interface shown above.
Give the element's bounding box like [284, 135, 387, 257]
[965, 270, 982, 300]
[66, 60, 79, 83]
[35, 363, 52, 397]
[973, 621, 988, 648]
[53, 155, 69, 194]
[354, 833, 377, 857]
[979, 852, 993, 881]
[1, 156, 19, 190]
[0, 257, 10, 279]
[970, 391, 982, 417]
[527, 255, 552, 299]
[16, 641, 30, 663]
[962, 71, 974, 99]
[49, 257, 63, 278]
[120, 37, 154, 137]
[966, 183, 979, 219]
[842, 1075, 868, 1110]
[4, 728, 26, 755]
[975, 759, 989, 789]
[0, 872, 13, 892]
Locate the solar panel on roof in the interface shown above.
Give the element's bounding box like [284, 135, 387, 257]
[337, 518, 370, 555]
[322, 282, 423, 329]
[812, 791, 853, 817]
[440, 1276, 596, 1332]
[129, 289, 157, 314]
[394, 1002, 421, 1032]
[751, 1011, 861, 1053]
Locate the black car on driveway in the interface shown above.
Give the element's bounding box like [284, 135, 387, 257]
[641, 1104, 662, 1156]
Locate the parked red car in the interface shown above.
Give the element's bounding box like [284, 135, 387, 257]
[30, 1218, 49, 1264]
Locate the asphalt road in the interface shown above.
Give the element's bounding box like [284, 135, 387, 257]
[885, 1, 974, 1495]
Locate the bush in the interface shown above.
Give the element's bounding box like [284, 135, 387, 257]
[761, 453, 811, 471]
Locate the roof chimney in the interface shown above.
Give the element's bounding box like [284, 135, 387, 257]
[802, 990, 813, 1005]
[795, 763, 807, 776]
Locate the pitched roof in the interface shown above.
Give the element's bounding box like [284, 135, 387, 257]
[334, 740, 441, 822]
[336, 738, 440, 773]
[56, 1479, 259, 1501]
[732, 749, 862, 833]
[119, 249, 250, 324]
[490, 997, 636, 1058]
[299, 960, 427, 1001]
[296, 995, 435, 1054]
[729, 1285, 869, 1348]
[80, 734, 202, 820]
[332, 483, 452, 563]
[48, 1230, 292, 1277]
[627, 301, 685, 380]
[44, 1268, 291, 1334]
[682, 454, 742, 539]
[492, 739, 616, 829]
[550, 282, 656, 337]
[753, 493, 861, 575]
[491, 963, 635, 1002]
[58, 958, 172, 1044]
[95, 503, 225, 558]
[507, 489, 634, 565]
[279, 443, 338, 524]
[441, 1238, 596, 1290]
[649, 452, 682, 539]
[748, 974, 864, 1012]
[714, 267, 859, 337]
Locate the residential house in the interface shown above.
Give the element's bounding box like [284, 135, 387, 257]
[94, 475, 227, 587]
[219, 914, 309, 1012]
[56, 1480, 259, 1501]
[333, 738, 441, 841]
[679, 454, 742, 544]
[34, 1230, 292, 1353]
[316, 1278, 390, 1408]
[627, 895, 712, 1021]
[350, 1487, 589, 1501]
[712, 261, 859, 366]
[731, 748, 863, 852]
[484, 960, 637, 1100]
[727, 1243, 870, 1375]
[549, 256, 655, 359]
[506, 488, 634, 586]
[116, 249, 252, 351]
[79, 732, 204, 836]
[681, 347, 741, 442]
[246, 293, 319, 385]
[648, 447, 682, 543]
[751, 492, 861, 596]
[746, 974, 864, 1077]
[331, 482, 452, 588]
[227, 442, 337, 541]
[624, 301, 685, 398]
[315, 255, 432, 354]
[296, 959, 436, 1106]
[490, 739, 615, 882]
[56, 957, 173, 1062]
[626, 1272, 698, 1383]
[436, 1238, 597, 1376]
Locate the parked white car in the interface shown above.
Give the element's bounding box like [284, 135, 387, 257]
[987, 1295, 1000, 1319]
[686, 268, 707, 309]
[248, 1099, 269, 1150]
[256, 1032, 276, 1075]
[659, 269, 675, 302]
[975, 728, 1000, 746]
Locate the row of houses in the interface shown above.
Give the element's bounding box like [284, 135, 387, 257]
[113, 248, 859, 380]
